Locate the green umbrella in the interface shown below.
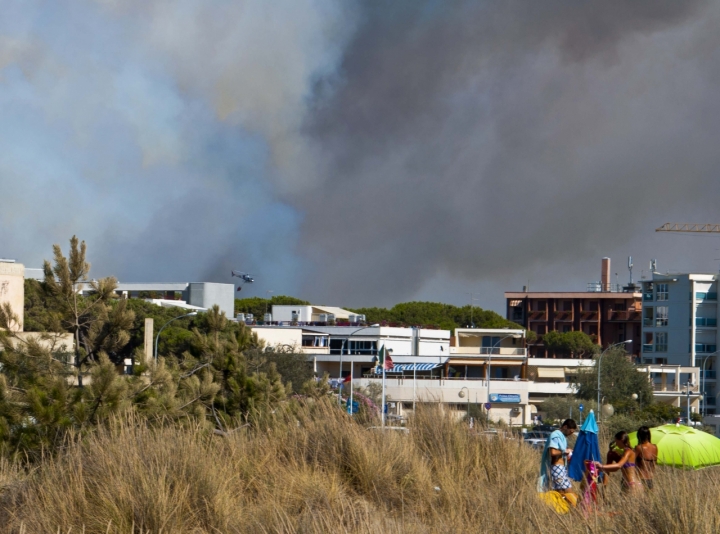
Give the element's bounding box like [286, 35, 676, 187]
[628, 424, 720, 469]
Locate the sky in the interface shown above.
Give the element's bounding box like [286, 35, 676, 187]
[2, 0, 720, 313]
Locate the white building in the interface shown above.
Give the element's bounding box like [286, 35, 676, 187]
[270, 305, 365, 324]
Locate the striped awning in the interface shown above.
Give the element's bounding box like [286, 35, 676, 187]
[386, 363, 443, 372]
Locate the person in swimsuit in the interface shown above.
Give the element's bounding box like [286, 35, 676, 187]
[634, 426, 658, 490]
[596, 431, 642, 493]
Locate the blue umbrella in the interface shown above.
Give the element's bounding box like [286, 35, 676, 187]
[568, 410, 601, 481]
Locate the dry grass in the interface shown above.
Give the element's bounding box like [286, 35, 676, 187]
[1, 402, 720, 533]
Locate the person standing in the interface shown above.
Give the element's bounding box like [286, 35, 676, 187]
[597, 431, 642, 492]
[634, 426, 658, 490]
[538, 419, 577, 494]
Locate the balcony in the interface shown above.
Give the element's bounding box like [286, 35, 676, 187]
[653, 383, 699, 393]
[528, 311, 546, 321]
[553, 311, 573, 321]
[580, 311, 599, 321]
[449, 347, 526, 356]
[701, 370, 717, 380]
[643, 344, 654, 353]
[608, 310, 640, 321]
[695, 317, 717, 327]
[695, 344, 718, 354]
[695, 292, 718, 301]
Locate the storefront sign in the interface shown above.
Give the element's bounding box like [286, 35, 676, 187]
[489, 393, 521, 403]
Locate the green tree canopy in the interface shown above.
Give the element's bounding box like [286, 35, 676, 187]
[543, 331, 599, 358]
[349, 301, 525, 333]
[573, 348, 653, 412]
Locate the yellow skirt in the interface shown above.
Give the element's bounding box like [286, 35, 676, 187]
[538, 491, 577, 514]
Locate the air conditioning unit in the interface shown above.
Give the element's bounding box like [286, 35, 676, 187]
[245, 313, 254, 321]
[348, 314, 358, 323]
[327, 313, 336, 322]
[264, 313, 272, 323]
[291, 311, 300, 322]
[318, 313, 328, 322]
[236, 313, 245, 321]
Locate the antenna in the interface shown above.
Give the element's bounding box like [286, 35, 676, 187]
[628, 256, 633, 284]
[651, 259, 657, 272]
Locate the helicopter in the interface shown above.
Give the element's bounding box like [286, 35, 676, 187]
[231, 270, 255, 291]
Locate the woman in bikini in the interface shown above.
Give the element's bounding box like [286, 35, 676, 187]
[596, 431, 642, 492]
[634, 426, 658, 490]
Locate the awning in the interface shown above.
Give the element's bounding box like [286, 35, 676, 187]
[564, 367, 582, 374]
[536, 368, 566, 378]
[386, 363, 443, 372]
[510, 300, 523, 307]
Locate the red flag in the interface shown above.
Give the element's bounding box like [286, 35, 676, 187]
[343, 375, 352, 383]
[383, 350, 394, 370]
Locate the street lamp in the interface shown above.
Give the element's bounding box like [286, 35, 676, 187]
[486, 332, 523, 415]
[339, 324, 380, 409]
[597, 340, 633, 422]
[154, 311, 199, 364]
[459, 386, 470, 421]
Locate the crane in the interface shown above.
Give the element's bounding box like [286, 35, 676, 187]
[656, 223, 720, 233]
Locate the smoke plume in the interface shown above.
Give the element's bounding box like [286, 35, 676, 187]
[1, 0, 719, 310]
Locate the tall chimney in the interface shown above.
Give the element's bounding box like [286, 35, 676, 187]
[601, 257, 611, 292]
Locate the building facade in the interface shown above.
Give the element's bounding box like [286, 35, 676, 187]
[0, 260, 24, 331]
[506, 291, 642, 359]
[505, 258, 642, 358]
[640, 273, 716, 421]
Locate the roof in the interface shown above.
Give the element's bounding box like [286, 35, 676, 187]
[505, 292, 640, 299]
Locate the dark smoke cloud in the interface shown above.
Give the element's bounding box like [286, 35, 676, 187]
[293, 0, 720, 308]
[1, 1, 720, 312]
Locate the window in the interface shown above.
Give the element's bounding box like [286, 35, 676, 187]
[654, 357, 667, 365]
[302, 336, 328, 347]
[643, 283, 654, 301]
[588, 301, 599, 312]
[562, 300, 573, 311]
[656, 306, 668, 327]
[656, 283, 669, 301]
[655, 332, 668, 353]
[562, 325, 571, 333]
[643, 332, 654, 353]
[348, 340, 377, 355]
[643, 307, 654, 326]
[536, 300, 546, 312]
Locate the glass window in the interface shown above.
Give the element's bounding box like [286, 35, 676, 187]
[656, 306, 668, 327]
[656, 283, 669, 301]
[643, 282, 654, 301]
[348, 340, 377, 355]
[643, 332, 654, 353]
[655, 332, 668, 352]
[644, 307, 654, 327]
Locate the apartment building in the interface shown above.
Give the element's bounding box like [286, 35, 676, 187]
[505, 258, 642, 358]
[640, 273, 716, 420]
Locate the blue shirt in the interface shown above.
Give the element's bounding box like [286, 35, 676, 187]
[537, 430, 567, 492]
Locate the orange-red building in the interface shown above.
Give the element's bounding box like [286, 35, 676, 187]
[505, 258, 642, 358]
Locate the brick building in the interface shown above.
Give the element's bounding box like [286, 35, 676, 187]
[505, 258, 642, 358]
